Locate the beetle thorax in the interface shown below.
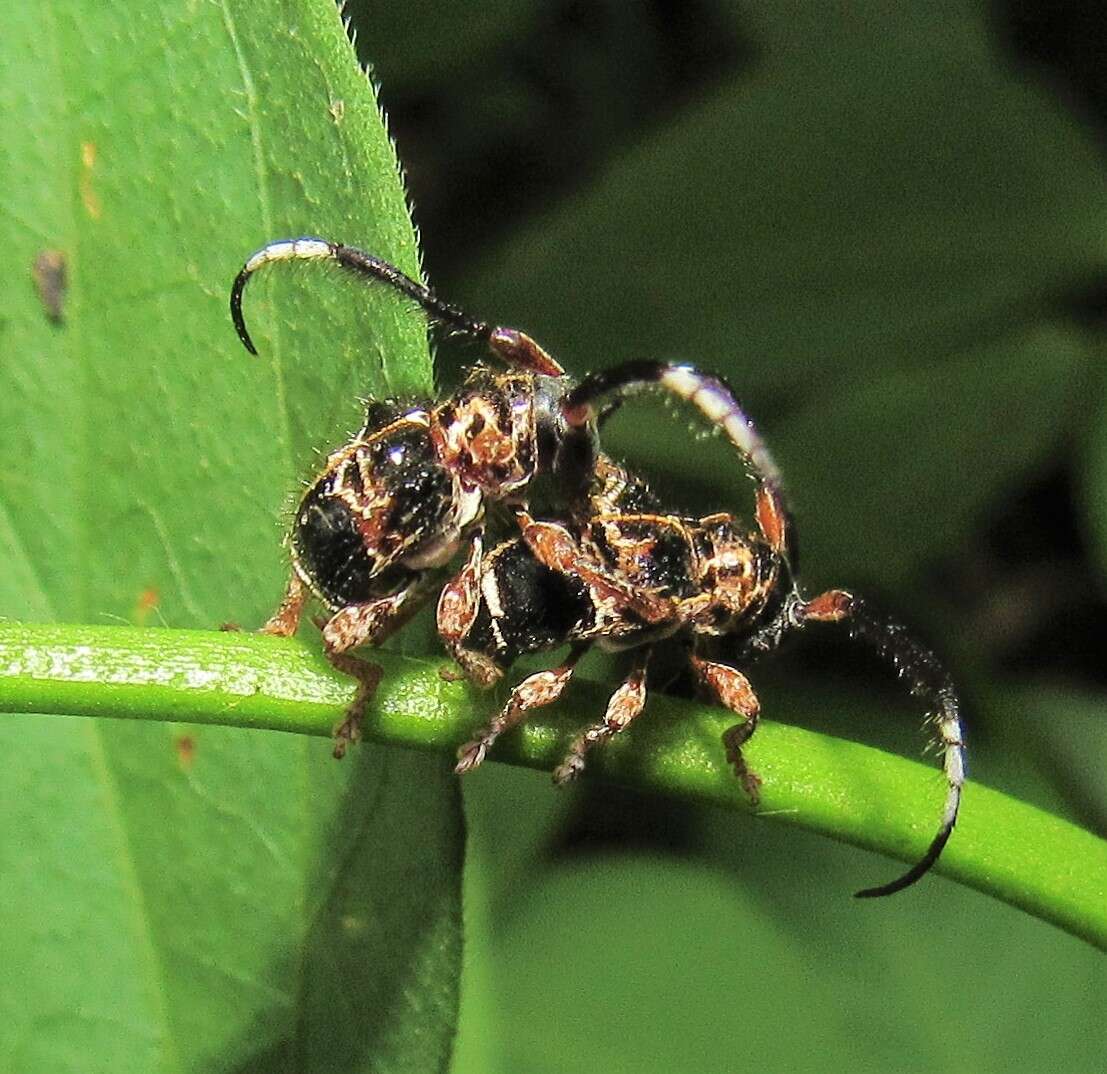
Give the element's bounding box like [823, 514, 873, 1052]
[697, 518, 777, 621]
[430, 370, 538, 497]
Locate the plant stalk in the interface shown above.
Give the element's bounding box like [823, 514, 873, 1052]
[0, 621, 1103, 950]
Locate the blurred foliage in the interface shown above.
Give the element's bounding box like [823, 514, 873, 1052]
[353, 0, 1107, 1071]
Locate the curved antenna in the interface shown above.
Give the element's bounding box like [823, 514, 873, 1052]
[560, 361, 793, 558]
[229, 238, 486, 355]
[561, 361, 782, 484]
[229, 237, 562, 375]
[799, 590, 965, 897]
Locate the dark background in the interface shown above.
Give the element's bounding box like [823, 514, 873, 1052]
[348, 3, 1107, 1070]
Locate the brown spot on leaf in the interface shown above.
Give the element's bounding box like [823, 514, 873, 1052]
[32, 249, 67, 323]
[175, 735, 196, 769]
[134, 586, 159, 625]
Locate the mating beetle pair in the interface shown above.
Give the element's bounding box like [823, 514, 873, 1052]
[231, 238, 964, 898]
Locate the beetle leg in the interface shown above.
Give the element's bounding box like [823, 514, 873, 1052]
[321, 579, 432, 758]
[437, 533, 484, 647]
[455, 643, 590, 773]
[437, 533, 505, 687]
[690, 652, 762, 803]
[515, 511, 676, 624]
[261, 573, 308, 637]
[327, 656, 383, 760]
[553, 647, 652, 784]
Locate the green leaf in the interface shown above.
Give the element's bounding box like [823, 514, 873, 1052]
[457, 2, 1107, 383]
[976, 683, 1107, 830]
[455, 800, 1107, 1074]
[779, 325, 1091, 586]
[0, 3, 462, 1072]
[454, 688, 1107, 1073]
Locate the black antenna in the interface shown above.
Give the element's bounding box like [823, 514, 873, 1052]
[229, 237, 563, 376]
[229, 237, 490, 356]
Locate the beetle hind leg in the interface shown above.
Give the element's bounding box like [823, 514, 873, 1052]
[553, 648, 652, 784]
[456, 643, 590, 773]
[318, 580, 431, 758]
[690, 652, 762, 803]
[261, 573, 308, 637]
[329, 654, 383, 759]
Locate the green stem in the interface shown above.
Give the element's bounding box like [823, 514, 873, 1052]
[1, 622, 1104, 950]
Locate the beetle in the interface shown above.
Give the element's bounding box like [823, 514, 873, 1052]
[442, 363, 965, 899]
[230, 241, 964, 897]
